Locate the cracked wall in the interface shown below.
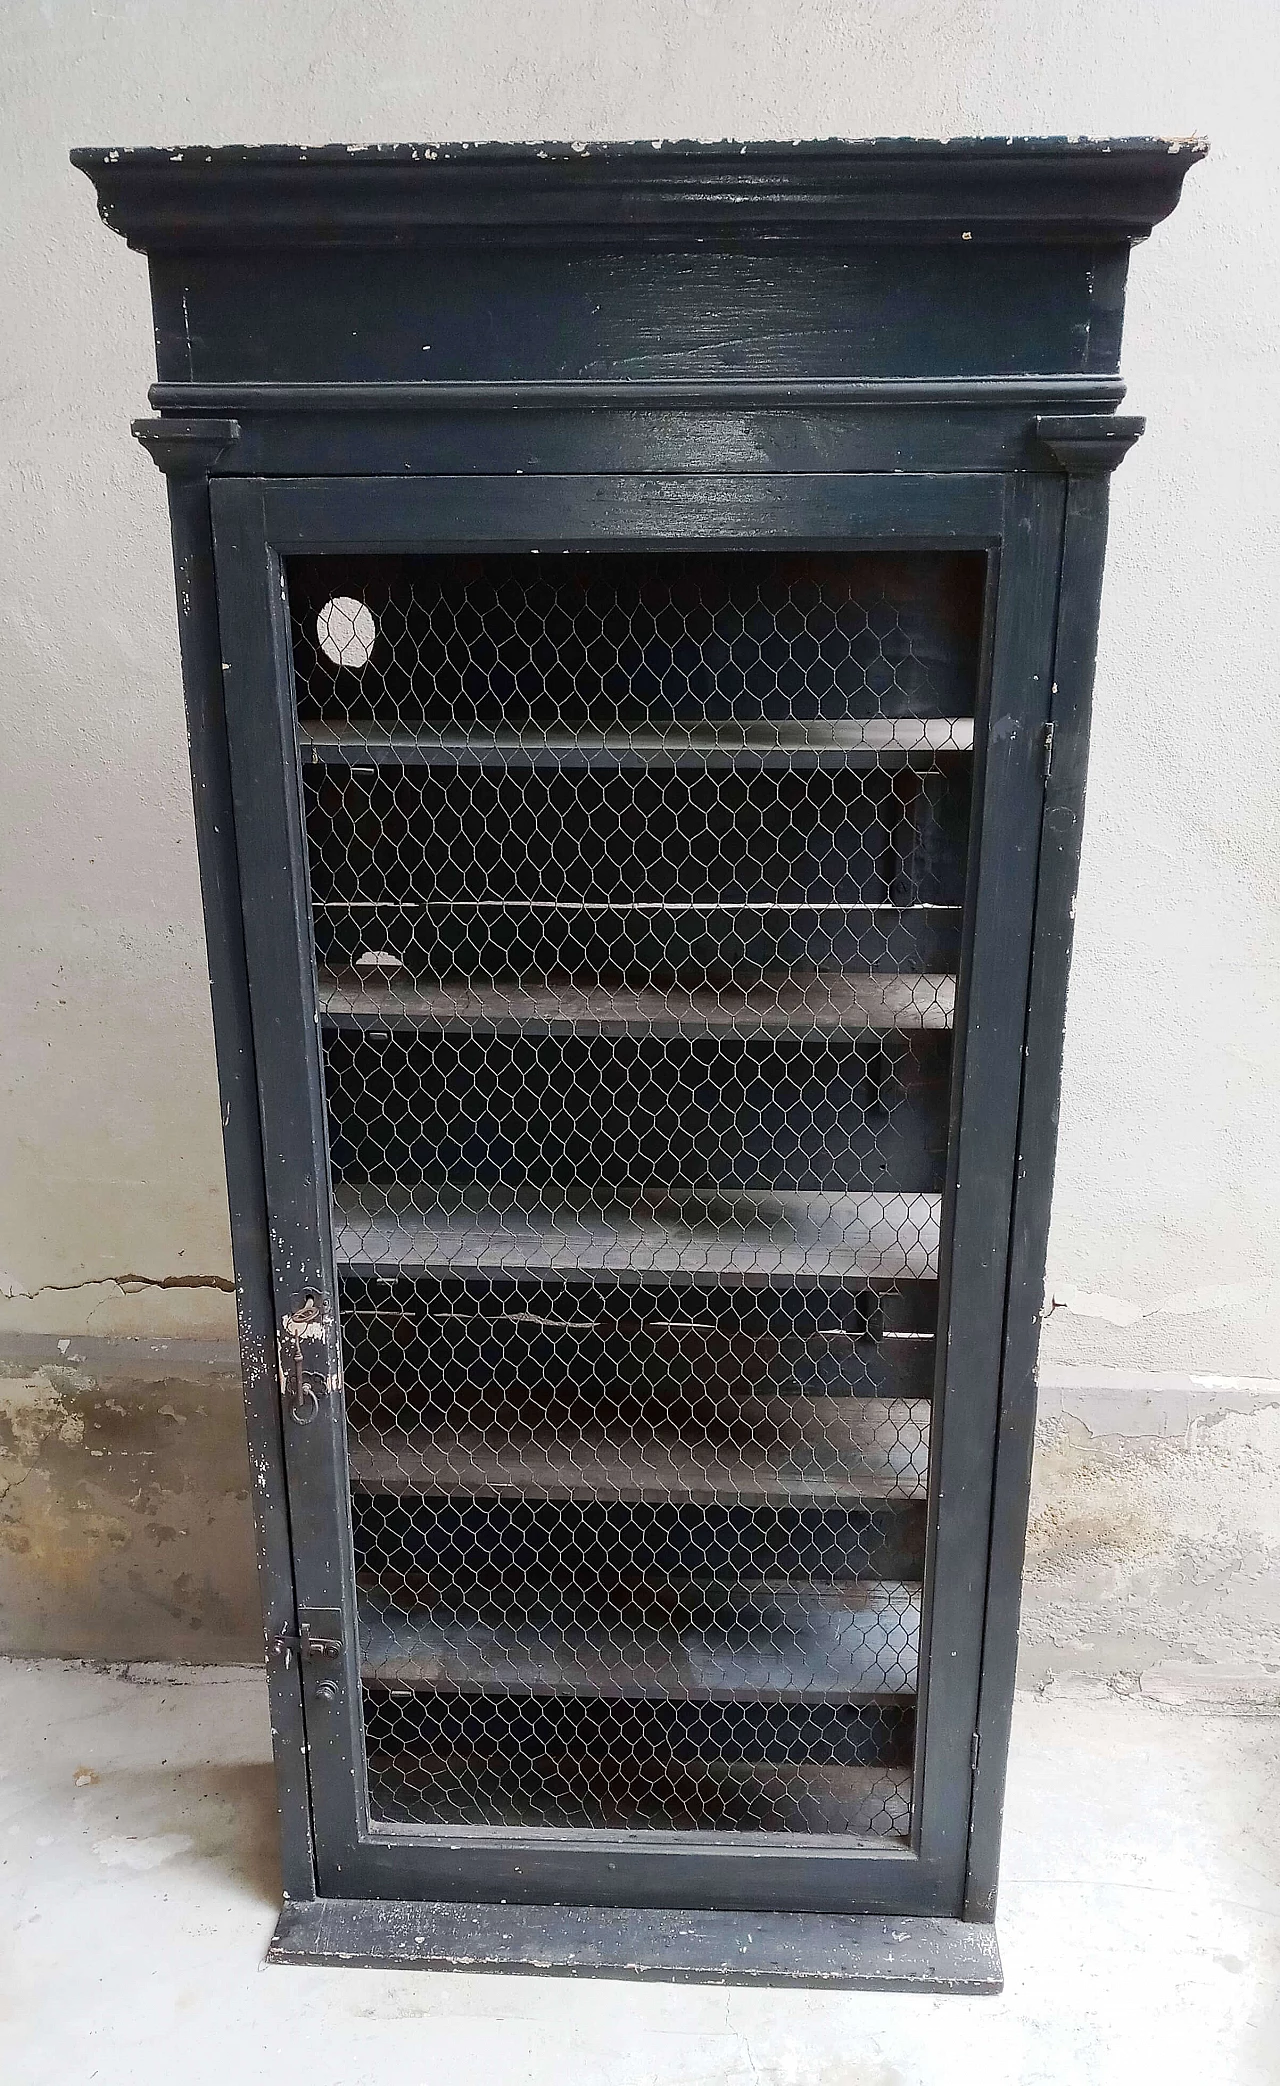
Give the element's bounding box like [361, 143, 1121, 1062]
[3, 0, 1277, 1364]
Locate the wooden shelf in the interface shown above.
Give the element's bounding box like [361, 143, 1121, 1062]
[333, 1188, 941, 1283]
[319, 969, 955, 1035]
[356, 1584, 919, 1701]
[362, 1758, 914, 1840]
[300, 717, 975, 770]
[347, 1409, 930, 1504]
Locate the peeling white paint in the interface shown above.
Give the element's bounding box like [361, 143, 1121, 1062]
[281, 1314, 327, 1343]
[1050, 1287, 1146, 1326]
[1050, 1280, 1278, 1329]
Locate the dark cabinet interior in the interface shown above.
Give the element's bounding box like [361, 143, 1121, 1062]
[299, 548, 968, 1847]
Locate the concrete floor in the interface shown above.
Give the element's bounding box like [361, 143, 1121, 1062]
[3, 1660, 1279, 2085]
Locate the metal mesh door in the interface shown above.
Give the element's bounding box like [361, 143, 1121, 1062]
[288, 550, 980, 1840]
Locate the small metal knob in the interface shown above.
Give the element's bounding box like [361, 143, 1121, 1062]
[314, 1680, 339, 1703]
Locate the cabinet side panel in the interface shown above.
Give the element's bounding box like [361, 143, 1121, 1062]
[910, 476, 1064, 1896]
[162, 472, 316, 1901]
[964, 472, 1110, 1920]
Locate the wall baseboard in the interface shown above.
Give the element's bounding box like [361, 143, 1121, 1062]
[0, 1333, 260, 1662]
[4, 1337, 1277, 1676]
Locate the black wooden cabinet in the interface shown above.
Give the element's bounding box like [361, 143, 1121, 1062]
[77, 139, 1200, 1989]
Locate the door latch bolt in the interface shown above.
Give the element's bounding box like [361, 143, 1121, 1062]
[270, 1621, 342, 1665]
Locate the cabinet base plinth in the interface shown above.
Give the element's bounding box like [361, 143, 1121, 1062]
[268, 1897, 1001, 1991]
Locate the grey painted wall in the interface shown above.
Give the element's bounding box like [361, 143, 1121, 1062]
[1, 1, 1277, 1664]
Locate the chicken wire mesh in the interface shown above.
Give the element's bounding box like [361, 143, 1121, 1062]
[288, 550, 980, 1839]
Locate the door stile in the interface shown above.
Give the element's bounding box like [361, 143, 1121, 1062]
[210, 479, 369, 1882]
[908, 475, 1066, 1885]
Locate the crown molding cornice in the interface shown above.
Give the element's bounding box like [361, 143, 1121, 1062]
[73, 138, 1207, 253]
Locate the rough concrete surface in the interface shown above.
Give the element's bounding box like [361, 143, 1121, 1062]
[2, 1657, 1278, 2084]
[0, 1338, 259, 1660]
[1021, 1370, 1280, 1695]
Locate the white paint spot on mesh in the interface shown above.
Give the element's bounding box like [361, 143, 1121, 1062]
[317, 596, 377, 670]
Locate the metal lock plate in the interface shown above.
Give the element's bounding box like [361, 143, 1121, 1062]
[271, 1617, 343, 1666]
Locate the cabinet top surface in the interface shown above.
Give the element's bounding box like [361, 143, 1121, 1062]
[73, 136, 1205, 250]
[70, 137, 1205, 161]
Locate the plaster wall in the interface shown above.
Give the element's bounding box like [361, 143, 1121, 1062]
[1, 1, 1278, 1659]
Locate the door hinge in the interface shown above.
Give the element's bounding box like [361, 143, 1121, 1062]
[281, 1291, 328, 1425]
[1042, 720, 1056, 783]
[270, 1619, 342, 1666]
[971, 1730, 981, 1775]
